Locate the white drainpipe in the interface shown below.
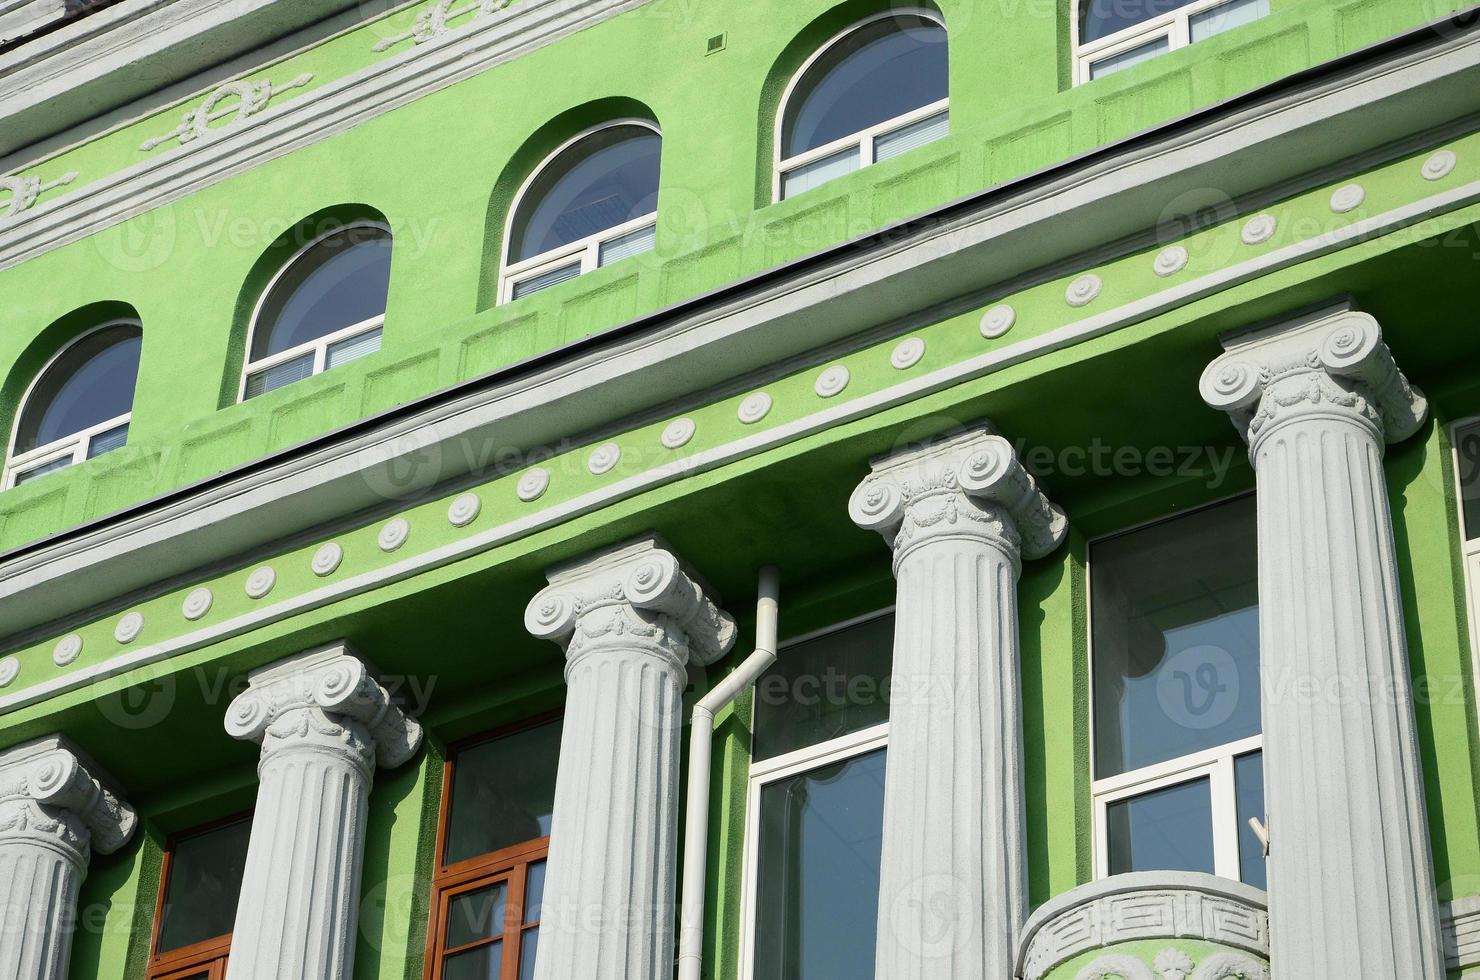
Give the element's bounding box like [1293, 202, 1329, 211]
[676, 565, 780, 980]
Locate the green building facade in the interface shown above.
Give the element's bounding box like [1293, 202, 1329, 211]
[1, 0, 1480, 976]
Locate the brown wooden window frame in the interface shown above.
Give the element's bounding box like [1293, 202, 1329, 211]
[424, 713, 559, 980]
[146, 812, 251, 980]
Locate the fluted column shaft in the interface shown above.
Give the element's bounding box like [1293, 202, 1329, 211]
[0, 737, 136, 980]
[850, 430, 1065, 980]
[1202, 307, 1441, 978]
[525, 538, 735, 980]
[223, 644, 421, 980]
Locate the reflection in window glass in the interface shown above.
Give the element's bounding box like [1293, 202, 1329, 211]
[783, 17, 947, 158]
[1235, 750, 1267, 888]
[252, 227, 392, 360]
[1458, 425, 1480, 541]
[1080, 0, 1199, 43]
[1088, 36, 1171, 78]
[754, 748, 886, 980]
[1107, 778, 1215, 875]
[753, 614, 893, 762]
[1092, 495, 1260, 778]
[157, 817, 253, 953]
[446, 718, 562, 864]
[16, 324, 142, 455]
[511, 127, 661, 263]
[1188, 0, 1270, 41]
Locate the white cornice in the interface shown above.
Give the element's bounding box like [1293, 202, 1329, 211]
[0, 0, 654, 262]
[0, 20, 1478, 648]
[0, 0, 373, 159]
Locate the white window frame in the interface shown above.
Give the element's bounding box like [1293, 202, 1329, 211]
[738, 607, 893, 980]
[1450, 417, 1480, 727]
[1086, 496, 1264, 884]
[497, 119, 661, 305]
[3, 319, 140, 489]
[1071, 0, 1270, 85]
[773, 9, 949, 203]
[238, 219, 391, 402]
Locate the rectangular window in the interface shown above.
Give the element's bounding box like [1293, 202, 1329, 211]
[427, 715, 562, 980]
[148, 815, 252, 980]
[1090, 495, 1265, 887]
[1451, 421, 1480, 740]
[1075, 0, 1271, 84]
[744, 611, 893, 980]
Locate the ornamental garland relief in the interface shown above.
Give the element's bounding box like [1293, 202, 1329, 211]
[0, 170, 78, 220]
[1072, 949, 1268, 980]
[373, 0, 512, 52]
[141, 74, 315, 152]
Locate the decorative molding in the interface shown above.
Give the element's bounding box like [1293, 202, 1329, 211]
[661, 418, 695, 448]
[447, 491, 481, 527]
[224, 642, 422, 771]
[1330, 183, 1366, 213]
[113, 611, 143, 644]
[377, 517, 410, 552]
[1065, 273, 1102, 307]
[50, 634, 80, 667]
[525, 536, 736, 668]
[0, 735, 137, 863]
[0, 654, 15, 687]
[0, 169, 75, 220]
[1154, 245, 1189, 277]
[244, 566, 276, 600]
[311, 542, 344, 576]
[737, 392, 772, 423]
[1200, 305, 1428, 449]
[1240, 214, 1277, 245]
[1071, 949, 1268, 980]
[1423, 149, 1458, 180]
[850, 426, 1067, 568]
[4, 157, 1480, 713]
[890, 337, 926, 369]
[814, 365, 850, 398]
[587, 441, 621, 474]
[1016, 873, 1270, 980]
[372, 0, 511, 52]
[182, 587, 212, 621]
[981, 303, 1017, 338]
[140, 73, 314, 151]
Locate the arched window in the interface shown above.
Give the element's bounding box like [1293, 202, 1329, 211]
[500, 121, 662, 303]
[775, 11, 948, 201]
[5, 320, 142, 487]
[1075, 0, 1269, 82]
[241, 221, 392, 400]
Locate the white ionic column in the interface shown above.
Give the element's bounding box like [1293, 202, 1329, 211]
[525, 538, 736, 980]
[1201, 306, 1441, 978]
[0, 736, 136, 980]
[849, 429, 1066, 980]
[223, 643, 422, 980]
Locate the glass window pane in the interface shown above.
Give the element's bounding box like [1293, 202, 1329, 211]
[1092, 496, 1261, 778]
[511, 262, 583, 300]
[13, 455, 75, 485]
[1235, 750, 1267, 888]
[597, 224, 656, 267]
[780, 146, 861, 199]
[443, 941, 502, 980]
[86, 421, 129, 459]
[518, 928, 538, 980]
[873, 111, 949, 163]
[157, 817, 253, 953]
[754, 748, 886, 980]
[1106, 778, 1215, 875]
[754, 614, 893, 761]
[252, 227, 392, 360]
[1081, 0, 1197, 43]
[511, 126, 661, 262]
[244, 352, 315, 400]
[1457, 425, 1480, 540]
[325, 326, 382, 369]
[523, 861, 546, 925]
[446, 719, 562, 865]
[1088, 36, 1171, 79]
[1189, 0, 1270, 41]
[446, 883, 508, 949]
[16, 324, 141, 454]
[783, 16, 947, 158]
